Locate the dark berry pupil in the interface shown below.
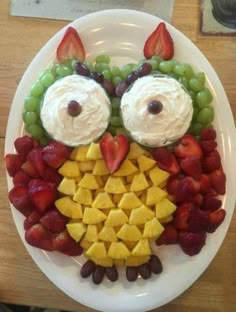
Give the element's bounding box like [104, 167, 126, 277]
[147, 100, 163, 115]
[67, 100, 82, 117]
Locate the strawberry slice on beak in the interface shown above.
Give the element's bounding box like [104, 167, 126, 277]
[100, 134, 130, 173]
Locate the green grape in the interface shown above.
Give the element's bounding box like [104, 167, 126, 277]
[112, 76, 123, 86]
[205, 88, 213, 103]
[146, 59, 158, 70]
[159, 60, 174, 73]
[110, 66, 121, 78]
[30, 82, 44, 97]
[40, 72, 55, 88]
[151, 55, 163, 65]
[95, 55, 110, 64]
[62, 59, 77, 70]
[183, 64, 194, 79]
[102, 69, 111, 79]
[24, 96, 40, 112]
[189, 123, 203, 136]
[189, 77, 204, 92]
[188, 90, 196, 103]
[179, 77, 189, 89]
[192, 107, 199, 121]
[24, 112, 38, 126]
[95, 62, 110, 73]
[39, 136, 50, 146]
[28, 124, 45, 139]
[131, 64, 139, 71]
[196, 88, 211, 108]
[107, 126, 116, 136]
[110, 116, 122, 127]
[48, 63, 59, 76]
[196, 107, 214, 125]
[56, 65, 72, 77]
[196, 72, 206, 85]
[173, 63, 186, 76]
[115, 127, 129, 136]
[83, 60, 94, 72]
[120, 64, 133, 80]
[111, 97, 121, 112]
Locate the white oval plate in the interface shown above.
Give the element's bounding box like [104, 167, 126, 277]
[5, 9, 236, 312]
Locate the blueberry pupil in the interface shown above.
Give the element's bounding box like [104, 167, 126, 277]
[148, 100, 163, 115]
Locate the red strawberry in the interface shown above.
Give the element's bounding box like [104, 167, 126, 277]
[156, 224, 178, 245]
[201, 194, 222, 212]
[199, 174, 211, 194]
[56, 26, 85, 63]
[173, 202, 193, 230]
[180, 156, 202, 180]
[42, 153, 66, 169]
[13, 169, 31, 186]
[53, 230, 83, 256]
[5, 154, 23, 177]
[25, 223, 54, 251]
[100, 133, 130, 173]
[24, 211, 42, 230]
[27, 147, 46, 175]
[209, 167, 226, 195]
[174, 134, 203, 159]
[42, 140, 72, 169]
[40, 208, 69, 233]
[167, 175, 181, 195]
[179, 231, 206, 256]
[173, 176, 200, 203]
[143, 22, 174, 60]
[14, 135, 34, 161]
[43, 167, 63, 186]
[28, 179, 57, 212]
[21, 160, 40, 178]
[187, 208, 209, 232]
[200, 140, 217, 155]
[152, 147, 180, 175]
[202, 150, 221, 173]
[207, 209, 226, 233]
[8, 185, 33, 216]
[191, 193, 204, 206]
[200, 127, 216, 141]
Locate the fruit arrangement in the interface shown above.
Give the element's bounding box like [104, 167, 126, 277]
[5, 21, 226, 285]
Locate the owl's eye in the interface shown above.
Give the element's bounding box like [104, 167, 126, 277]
[120, 75, 193, 148]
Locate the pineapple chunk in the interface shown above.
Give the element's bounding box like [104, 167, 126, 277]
[126, 173, 137, 184]
[55, 196, 83, 219]
[79, 173, 99, 190]
[131, 239, 151, 256]
[78, 161, 95, 172]
[98, 226, 117, 242]
[129, 205, 154, 225]
[137, 155, 156, 172]
[91, 257, 113, 267]
[143, 217, 164, 239]
[159, 215, 173, 224]
[57, 177, 77, 195]
[113, 159, 138, 176]
[104, 176, 127, 194]
[83, 207, 107, 224]
[96, 175, 104, 187]
[126, 255, 150, 267]
[83, 224, 98, 242]
[105, 209, 128, 227]
[127, 142, 145, 159]
[86, 242, 107, 258]
[73, 187, 93, 205]
[58, 160, 80, 178]
[66, 221, 86, 242]
[108, 242, 131, 259]
[75, 145, 90, 161]
[80, 239, 93, 250]
[118, 192, 142, 209]
[92, 192, 114, 209]
[149, 167, 170, 186]
[155, 198, 177, 219]
[146, 186, 167, 206]
[129, 172, 149, 192]
[86, 142, 102, 160]
[117, 224, 142, 241]
[93, 160, 110, 175]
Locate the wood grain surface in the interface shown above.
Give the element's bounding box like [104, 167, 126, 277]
[0, 0, 235, 311]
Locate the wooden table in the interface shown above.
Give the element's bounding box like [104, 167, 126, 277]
[1, 0, 235, 311]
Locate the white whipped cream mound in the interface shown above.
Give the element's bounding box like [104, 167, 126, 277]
[120, 75, 193, 147]
[40, 75, 111, 146]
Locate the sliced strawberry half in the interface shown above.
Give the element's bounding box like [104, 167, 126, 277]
[25, 223, 54, 251]
[173, 202, 193, 230]
[40, 208, 69, 233]
[56, 26, 85, 63]
[143, 22, 174, 60]
[180, 156, 202, 180]
[5, 154, 23, 177]
[207, 208, 226, 233]
[24, 211, 42, 230]
[179, 231, 206, 256]
[53, 230, 83, 256]
[200, 127, 216, 141]
[155, 224, 178, 245]
[174, 134, 203, 159]
[14, 135, 34, 161]
[152, 147, 180, 175]
[8, 185, 34, 216]
[209, 167, 226, 195]
[100, 133, 130, 173]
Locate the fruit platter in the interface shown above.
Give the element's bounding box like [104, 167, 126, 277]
[4, 9, 236, 312]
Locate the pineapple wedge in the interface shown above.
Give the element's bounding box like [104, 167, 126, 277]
[116, 224, 142, 241]
[79, 173, 99, 190]
[83, 207, 107, 224]
[126, 255, 150, 267]
[73, 187, 93, 205]
[105, 209, 128, 227]
[55, 196, 83, 219]
[78, 161, 95, 172]
[129, 205, 154, 225]
[91, 257, 113, 267]
[75, 145, 90, 161]
[98, 226, 117, 242]
[131, 239, 151, 256]
[130, 172, 149, 192]
[137, 155, 156, 172]
[149, 166, 170, 186]
[108, 242, 131, 259]
[127, 142, 145, 159]
[83, 224, 98, 242]
[104, 176, 127, 194]
[58, 160, 80, 178]
[113, 159, 138, 176]
[155, 198, 177, 219]
[118, 192, 142, 209]
[57, 177, 77, 195]
[93, 160, 110, 175]
[66, 221, 87, 242]
[143, 217, 164, 239]
[86, 142, 102, 160]
[146, 186, 167, 206]
[92, 192, 114, 209]
[86, 242, 107, 258]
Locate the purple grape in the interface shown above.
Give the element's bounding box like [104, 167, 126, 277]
[102, 79, 115, 96]
[67, 100, 82, 117]
[147, 100, 163, 115]
[90, 71, 104, 83]
[74, 62, 90, 77]
[115, 81, 128, 97]
[138, 62, 152, 77]
[126, 71, 139, 85]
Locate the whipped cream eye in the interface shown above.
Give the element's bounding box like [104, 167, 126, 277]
[120, 75, 193, 147]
